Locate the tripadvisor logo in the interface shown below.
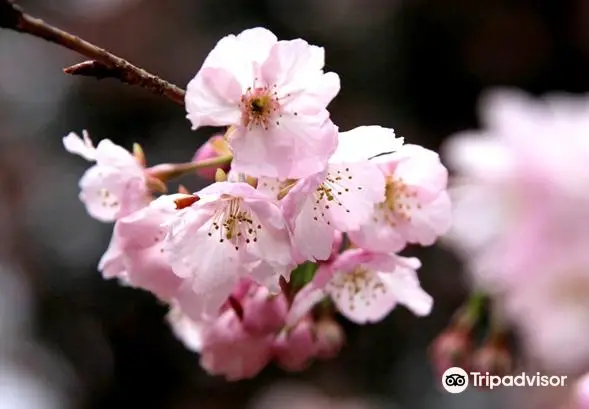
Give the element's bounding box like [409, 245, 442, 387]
[441, 367, 568, 393]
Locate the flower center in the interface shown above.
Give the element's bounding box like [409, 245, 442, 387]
[240, 86, 280, 130]
[327, 267, 387, 311]
[311, 167, 357, 224]
[378, 176, 420, 224]
[207, 196, 262, 250]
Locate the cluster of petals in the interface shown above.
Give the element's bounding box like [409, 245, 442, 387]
[64, 26, 453, 380]
[443, 88, 589, 371]
[167, 280, 343, 381]
[63, 131, 149, 221]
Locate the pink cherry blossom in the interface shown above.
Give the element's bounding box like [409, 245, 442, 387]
[241, 284, 288, 336]
[164, 181, 294, 320]
[500, 251, 589, 373]
[185, 27, 340, 179]
[98, 194, 188, 301]
[167, 303, 204, 353]
[443, 89, 589, 291]
[192, 134, 231, 180]
[199, 308, 273, 381]
[443, 89, 589, 372]
[281, 126, 402, 262]
[273, 318, 317, 371]
[288, 249, 433, 325]
[348, 143, 452, 253]
[63, 130, 149, 222]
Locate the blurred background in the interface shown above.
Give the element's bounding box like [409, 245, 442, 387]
[1, 0, 588, 408]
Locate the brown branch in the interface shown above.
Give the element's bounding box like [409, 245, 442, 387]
[0, 0, 186, 106]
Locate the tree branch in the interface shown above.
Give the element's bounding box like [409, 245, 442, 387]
[0, 0, 186, 106]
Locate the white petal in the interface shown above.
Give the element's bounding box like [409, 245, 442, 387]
[378, 260, 433, 317]
[63, 131, 96, 161]
[322, 162, 386, 231]
[326, 269, 397, 324]
[330, 126, 403, 163]
[293, 197, 334, 262]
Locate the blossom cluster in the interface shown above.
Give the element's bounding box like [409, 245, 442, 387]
[443, 89, 589, 373]
[64, 27, 451, 380]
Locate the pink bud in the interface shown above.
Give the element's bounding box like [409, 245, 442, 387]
[314, 318, 345, 359]
[429, 328, 473, 377]
[199, 310, 273, 381]
[470, 338, 513, 378]
[273, 318, 317, 372]
[193, 134, 231, 180]
[242, 285, 288, 336]
[327, 231, 344, 262]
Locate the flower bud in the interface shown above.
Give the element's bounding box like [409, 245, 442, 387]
[199, 309, 272, 381]
[273, 318, 317, 372]
[242, 286, 288, 336]
[470, 337, 513, 377]
[429, 327, 473, 377]
[314, 317, 345, 359]
[193, 134, 231, 180]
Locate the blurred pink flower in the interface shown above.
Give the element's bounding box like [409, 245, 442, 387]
[348, 144, 451, 253]
[199, 308, 273, 381]
[63, 131, 148, 222]
[164, 181, 294, 320]
[273, 318, 317, 371]
[192, 134, 231, 181]
[98, 194, 187, 301]
[443, 89, 589, 371]
[185, 27, 340, 179]
[444, 89, 589, 290]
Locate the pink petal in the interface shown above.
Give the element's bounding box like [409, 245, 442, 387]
[185, 67, 243, 129]
[401, 190, 452, 245]
[326, 267, 397, 324]
[322, 162, 386, 231]
[348, 209, 407, 253]
[378, 257, 432, 316]
[98, 230, 125, 279]
[291, 198, 334, 262]
[286, 264, 333, 327]
[167, 305, 204, 352]
[79, 165, 138, 222]
[63, 131, 96, 161]
[393, 144, 448, 199]
[261, 39, 326, 98]
[94, 139, 139, 169]
[235, 28, 277, 64]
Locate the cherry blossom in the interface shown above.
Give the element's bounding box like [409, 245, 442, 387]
[185, 27, 340, 179]
[348, 143, 452, 253]
[289, 249, 433, 325]
[273, 318, 317, 371]
[164, 181, 294, 320]
[98, 194, 191, 301]
[199, 308, 274, 381]
[443, 89, 589, 291]
[281, 126, 403, 262]
[63, 131, 149, 222]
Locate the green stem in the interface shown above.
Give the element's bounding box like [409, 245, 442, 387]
[148, 154, 233, 181]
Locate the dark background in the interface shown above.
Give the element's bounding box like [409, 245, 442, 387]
[1, 0, 587, 408]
